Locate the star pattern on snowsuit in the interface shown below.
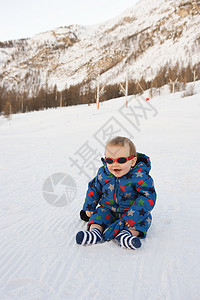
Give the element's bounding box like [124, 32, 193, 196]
[141, 181, 148, 187]
[101, 222, 107, 229]
[114, 229, 119, 236]
[98, 174, 103, 181]
[88, 190, 94, 197]
[127, 219, 135, 227]
[106, 214, 111, 220]
[86, 204, 93, 210]
[125, 193, 132, 198]
[128, 209, 135, 216]
[138, 179, 144, 185]
[138, 220, 145, 227]
[149, 187, 155, 193]
[127, 181, 133, 187]
[143, 191, 150, 197]
[139, 208, 146, 216]
[147, 217, 152, 226]
[108, 184, 114, 191]
[120, 185, 126, 191]
[120, 196, 127, 202]
[104, 189, 109, 195]
[138, 198, 145, 206]
[111, 207, 117, 212]
[104, 178, 110, 184]
[148, 199, 154, 206]
[101, 208, 107, 212]
[126, 173, 133, 179]
[135, 171, 143, 177]
[123, 207, 129, 212]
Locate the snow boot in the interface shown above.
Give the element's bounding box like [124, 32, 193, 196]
[115, 230, 141, 250]
[76, 228, 102, 245]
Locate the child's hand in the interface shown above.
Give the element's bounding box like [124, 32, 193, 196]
[86, 211, 93, 217]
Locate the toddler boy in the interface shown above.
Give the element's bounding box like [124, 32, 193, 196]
[76, 136, 156, 250]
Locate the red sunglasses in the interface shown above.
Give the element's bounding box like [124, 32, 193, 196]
[105, 156, 135, 164]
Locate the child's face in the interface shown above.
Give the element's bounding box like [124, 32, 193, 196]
[105, 144, 137, 178]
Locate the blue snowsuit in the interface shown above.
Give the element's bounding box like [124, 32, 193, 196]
[82, 153, 156, 240]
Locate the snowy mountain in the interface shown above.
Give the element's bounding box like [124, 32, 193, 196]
[0, 82, 200, 299]
[0, 0, 200, 95]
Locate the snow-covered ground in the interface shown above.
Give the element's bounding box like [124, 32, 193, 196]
[0, 82, 200, 300]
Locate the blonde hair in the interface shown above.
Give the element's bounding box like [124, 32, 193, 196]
[106, 136, 137, 157]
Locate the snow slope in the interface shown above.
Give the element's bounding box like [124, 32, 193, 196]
[0, 82, 200, 300]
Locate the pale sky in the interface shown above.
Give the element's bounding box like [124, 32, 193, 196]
[0, 0, 139, 42]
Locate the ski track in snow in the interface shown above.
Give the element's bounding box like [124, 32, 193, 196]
[0, 84, 200, 300]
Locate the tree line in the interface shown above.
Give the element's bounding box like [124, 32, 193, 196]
[1, 62, 199, 117]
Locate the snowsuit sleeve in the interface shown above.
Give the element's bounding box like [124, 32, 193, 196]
[121, 173, 156, 227]
[82, 167, 103, 212]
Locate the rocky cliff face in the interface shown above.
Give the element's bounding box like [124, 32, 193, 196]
[0, 0, 200, 96]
